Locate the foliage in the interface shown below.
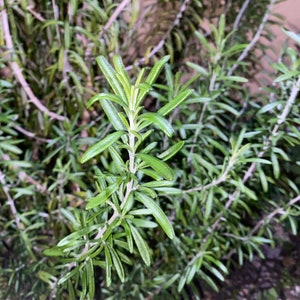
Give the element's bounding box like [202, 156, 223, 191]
[1, 0, 300, 299]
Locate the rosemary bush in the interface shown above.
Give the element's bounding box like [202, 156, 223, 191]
[0, 0, 300, 299]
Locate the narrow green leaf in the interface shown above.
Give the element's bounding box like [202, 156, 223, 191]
[113, 55, 130, 84]
[74, 26, 101, 44]
[153, 187, 182, 195]
[243, 158, 271, 164]
[80, 131, 124, 163]
[136, 192, 175, 239]
[60, 208, 81, 229]
[68, 71, 84, 94]
[251, 236, 272, 244]
[116, 250, 133, 265]
[271, 152, 280, 179]
[69, 50, 89, 75]
[93, 260, 106, 269]
[195, 31, 213, 51]
[108, 146, 126, 173]
[57, 225, 99, 247]
[137, 186, 157, 198]
[0, 80, 14, 88]
[137, 82, 151, 97]
[222, 43, 248, 57]
[288, 216, 297, 235]
[145, 56, 170, 86]
[96, 56, 127, 103]
[129, 209, 152, 216]
[282, 28, 300, 44]
[218, 14, 225, 40]
[130, 218, 158, 228]
[137, 153, 174, 180]
[178, 270, 188, 292]
[219, 76, 248, 83]
[86, 181, 120, 210]
[157, 141, 185, 161]
[135, 56, 170, 105]
[113, 55, 131, 97]
[141, 180, 174, 188]
[43, 246, 64, 257]
[274, 71, 300, 83]
[86, 0, 108, 21]
[80, 268, 88, 300]
[186, 264, 197, 284]
[105, 246, 112, 286]
[162, 274, 180, 290]
[109, 246, 125, 282]
[88, 93, 124, 107]
[140, 168, 163, 180]
[86, 259, 95, 300]
[215, 102, 239, 116]
[186, 62, 209, 76]
[0, 142, 22, 154]
[204, 189, 214, 220]
[58, 266, 80, 285]
[203, 262, 224, 281]
[258, 165, 268, 192]
[37, 271, 57, 285]
[158, 89, 193, 116]
[191, 154, 218, 174]
[100, 99, 126, 131]
[129, 224, 151, 266]
[41, 20, 64, 30]
[139, 112, 174, 137]
[0, 160, 32, 168]
[198, 269, 219, 291]
[64, 21, 70, 49]
[123, 221, 134, 253]
[205, 255, 228, 274]
[58, 47, 64, 72]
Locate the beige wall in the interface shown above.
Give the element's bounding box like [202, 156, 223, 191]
[255, 0, 300, 87]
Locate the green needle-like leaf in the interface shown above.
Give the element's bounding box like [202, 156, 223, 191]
[96, 56, 127, 103]
[108, 246, 125, 282]
[157, 141, 185, 161]
[129, 224, 151, 266]
[158, 89, 193, 116]
[87, 93, 124, 107]
[80, 131, 125, 163]
[105, 246, 112, 287]
[113, 55, 131, 98]
[139, 112, 174, 137]
[146, 56, 170, 86]
[86, 181, 120, 210]
[100, 99, 126, 131]
[136, 56, 170, 105]
[86, 259, 95, 300]
[137, 153, 174, 180]
[136, 192, 175, 239]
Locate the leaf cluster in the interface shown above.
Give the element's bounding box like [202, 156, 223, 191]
[1, 1, 300, 299]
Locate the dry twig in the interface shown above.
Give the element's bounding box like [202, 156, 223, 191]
[228, 0, 277, 76]
[0, 170, 21, 229]
[0, 1, 65, 121]
[99, 0, 131, 39]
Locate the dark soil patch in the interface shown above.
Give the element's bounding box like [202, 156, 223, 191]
[203, 232, 300, 300]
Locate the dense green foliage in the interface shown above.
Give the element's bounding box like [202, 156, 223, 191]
[1, 0, 300, 299]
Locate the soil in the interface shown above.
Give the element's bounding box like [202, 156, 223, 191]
[203, 233, 300, 300]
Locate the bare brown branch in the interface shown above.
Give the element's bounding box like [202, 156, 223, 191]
[0, 1, 65, 121]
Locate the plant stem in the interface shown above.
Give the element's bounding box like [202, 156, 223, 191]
[0, 170, 21, 230]
[187, 74, 300, 269]
[228, 0, 276, 76]
[0, 0, 65, 121]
